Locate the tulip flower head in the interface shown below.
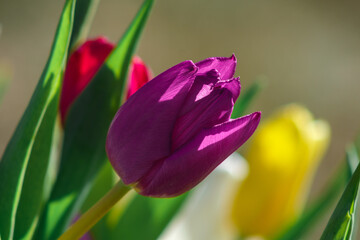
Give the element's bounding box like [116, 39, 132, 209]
[106, 55, 261, 197]
[232, 104, 330, 237]
[59, 37, 152, 124]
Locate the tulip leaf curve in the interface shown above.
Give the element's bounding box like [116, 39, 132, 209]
[0, 0, 75, 239]
[34, 0, 154, 239]
[320, 148, 360, 240]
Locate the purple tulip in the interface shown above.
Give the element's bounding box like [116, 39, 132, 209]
[106, 55, 261, 197]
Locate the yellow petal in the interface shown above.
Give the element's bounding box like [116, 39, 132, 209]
[232, 104, 330, 237]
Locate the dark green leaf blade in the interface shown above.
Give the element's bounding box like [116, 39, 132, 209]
[13, 94, 60, 240]
[14, 0, 100, 237]
[0, 0, 75, 239]
[69, 0, 99, 50]
[35, 0, 154, 239]
[231, 77, 265, 119]
[320, 159, 360, 240]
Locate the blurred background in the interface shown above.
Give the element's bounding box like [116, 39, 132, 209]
[1, 0, 360, 238]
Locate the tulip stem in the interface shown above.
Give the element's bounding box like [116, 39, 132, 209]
[58, 180, 131, 240]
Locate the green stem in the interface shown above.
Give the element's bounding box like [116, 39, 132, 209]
[58, 180, 131, 240]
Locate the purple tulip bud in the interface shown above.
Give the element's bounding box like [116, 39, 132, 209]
[106, 55, 261, 197]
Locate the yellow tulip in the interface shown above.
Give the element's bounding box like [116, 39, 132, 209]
[232, 104, 330, 238]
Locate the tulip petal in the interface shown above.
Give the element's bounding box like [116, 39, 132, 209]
[195, 54, 236, 80]
[137, 111, 261, 197]
[60, 37, 114, 123]
[126, 56, 152, 99]
[172, 78, 241, 150]
[177, 69, 220, 116]
[106, 61, 198, 184]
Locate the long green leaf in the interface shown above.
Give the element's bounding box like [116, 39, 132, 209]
[13, 94, 60, 240]
[0, 1, 75, 239]
[35, 1, 154, 239]
[69, 0, 100, 50]
[320, 156, 360, 239]
[14, 0, 99, 236]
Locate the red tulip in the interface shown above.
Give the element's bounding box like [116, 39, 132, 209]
[59, 37, 152, 124]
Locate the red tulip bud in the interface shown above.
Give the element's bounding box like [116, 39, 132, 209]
[60, 37, 152, 125]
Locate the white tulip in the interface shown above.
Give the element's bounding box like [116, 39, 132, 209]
[159, 152, 248, 240]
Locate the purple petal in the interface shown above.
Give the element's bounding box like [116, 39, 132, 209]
[106, 61, 198, 184]
[195, 54, 237, 80]
[178, 69, 220, 116]
[172, 78, 241, 150]
[178, 54, 238, 116]
[136, 112, 261, 197]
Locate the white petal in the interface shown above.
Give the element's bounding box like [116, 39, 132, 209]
[159, 152, 248, 240]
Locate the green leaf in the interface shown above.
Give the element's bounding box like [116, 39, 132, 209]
[231, 77, 265, 119]
[273, 163, 349, 240]
[15, 0, 98, 236]
[93, 194, 188, 240]
[35, 0, 154, 239]
[15, 0, 97, 236]
[13, 95, 61, 240]
[69, 0, 100, 51]
[342, 144, 360, 239]
[320, 155, 360, 240]
[0, 0, 75, 239]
